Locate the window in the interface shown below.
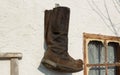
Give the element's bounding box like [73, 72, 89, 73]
[83, 33, 120, 75]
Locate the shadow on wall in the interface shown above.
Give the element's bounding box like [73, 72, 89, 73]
[38, 64, 72, 75]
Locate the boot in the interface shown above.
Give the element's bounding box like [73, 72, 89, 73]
[41, 6, 83, 73]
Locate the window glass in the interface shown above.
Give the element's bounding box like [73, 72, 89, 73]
[108, 42, 119, 63]
[108, 66, 116, 75]
[88, 41, 105, 64]
[89, 66, 106, 75]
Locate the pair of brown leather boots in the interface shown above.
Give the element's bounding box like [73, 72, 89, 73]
[41, 6, 83, 73]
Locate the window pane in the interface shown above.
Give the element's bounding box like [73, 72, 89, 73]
[108, 42, 119, 63]
[89, 66, 105, 75]
[108, 66, 116, 75]
[88, 41, 105, 64]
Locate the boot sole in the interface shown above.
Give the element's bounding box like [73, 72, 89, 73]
[41, 59, 83, 73]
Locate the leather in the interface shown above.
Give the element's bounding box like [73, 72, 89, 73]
[42, 6, 83, 73]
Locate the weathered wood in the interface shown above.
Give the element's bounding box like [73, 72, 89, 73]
[11, 58, 19, 75]
[0, 52, 22, 75]
[87, 63, 120, 67]
[0, 53, 22, 59]
[83, 35, 87, 75]
[83, 33, 120, 41]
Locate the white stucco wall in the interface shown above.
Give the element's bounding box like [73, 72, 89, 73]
[0, 0, 120, 75]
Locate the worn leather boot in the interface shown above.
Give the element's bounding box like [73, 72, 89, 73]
[41, 6, 83, 73]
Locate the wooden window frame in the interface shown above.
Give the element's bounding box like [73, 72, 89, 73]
[0, 53, 22, 75]
[83, 33, 120, 75]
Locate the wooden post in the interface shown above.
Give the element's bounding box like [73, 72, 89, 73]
[0, 53, 22, 75]
[11, 58, 19, 75]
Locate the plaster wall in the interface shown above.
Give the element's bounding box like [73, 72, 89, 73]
[0, 0, 120, 75]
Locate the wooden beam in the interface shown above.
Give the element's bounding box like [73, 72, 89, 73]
[87, 63, 120, 67]
[83, 32, 120, 41]
[0, 52, 22, 75]
[0, 53, 22, 59]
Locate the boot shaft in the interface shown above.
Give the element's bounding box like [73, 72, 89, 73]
[44, 7, 70, 53]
